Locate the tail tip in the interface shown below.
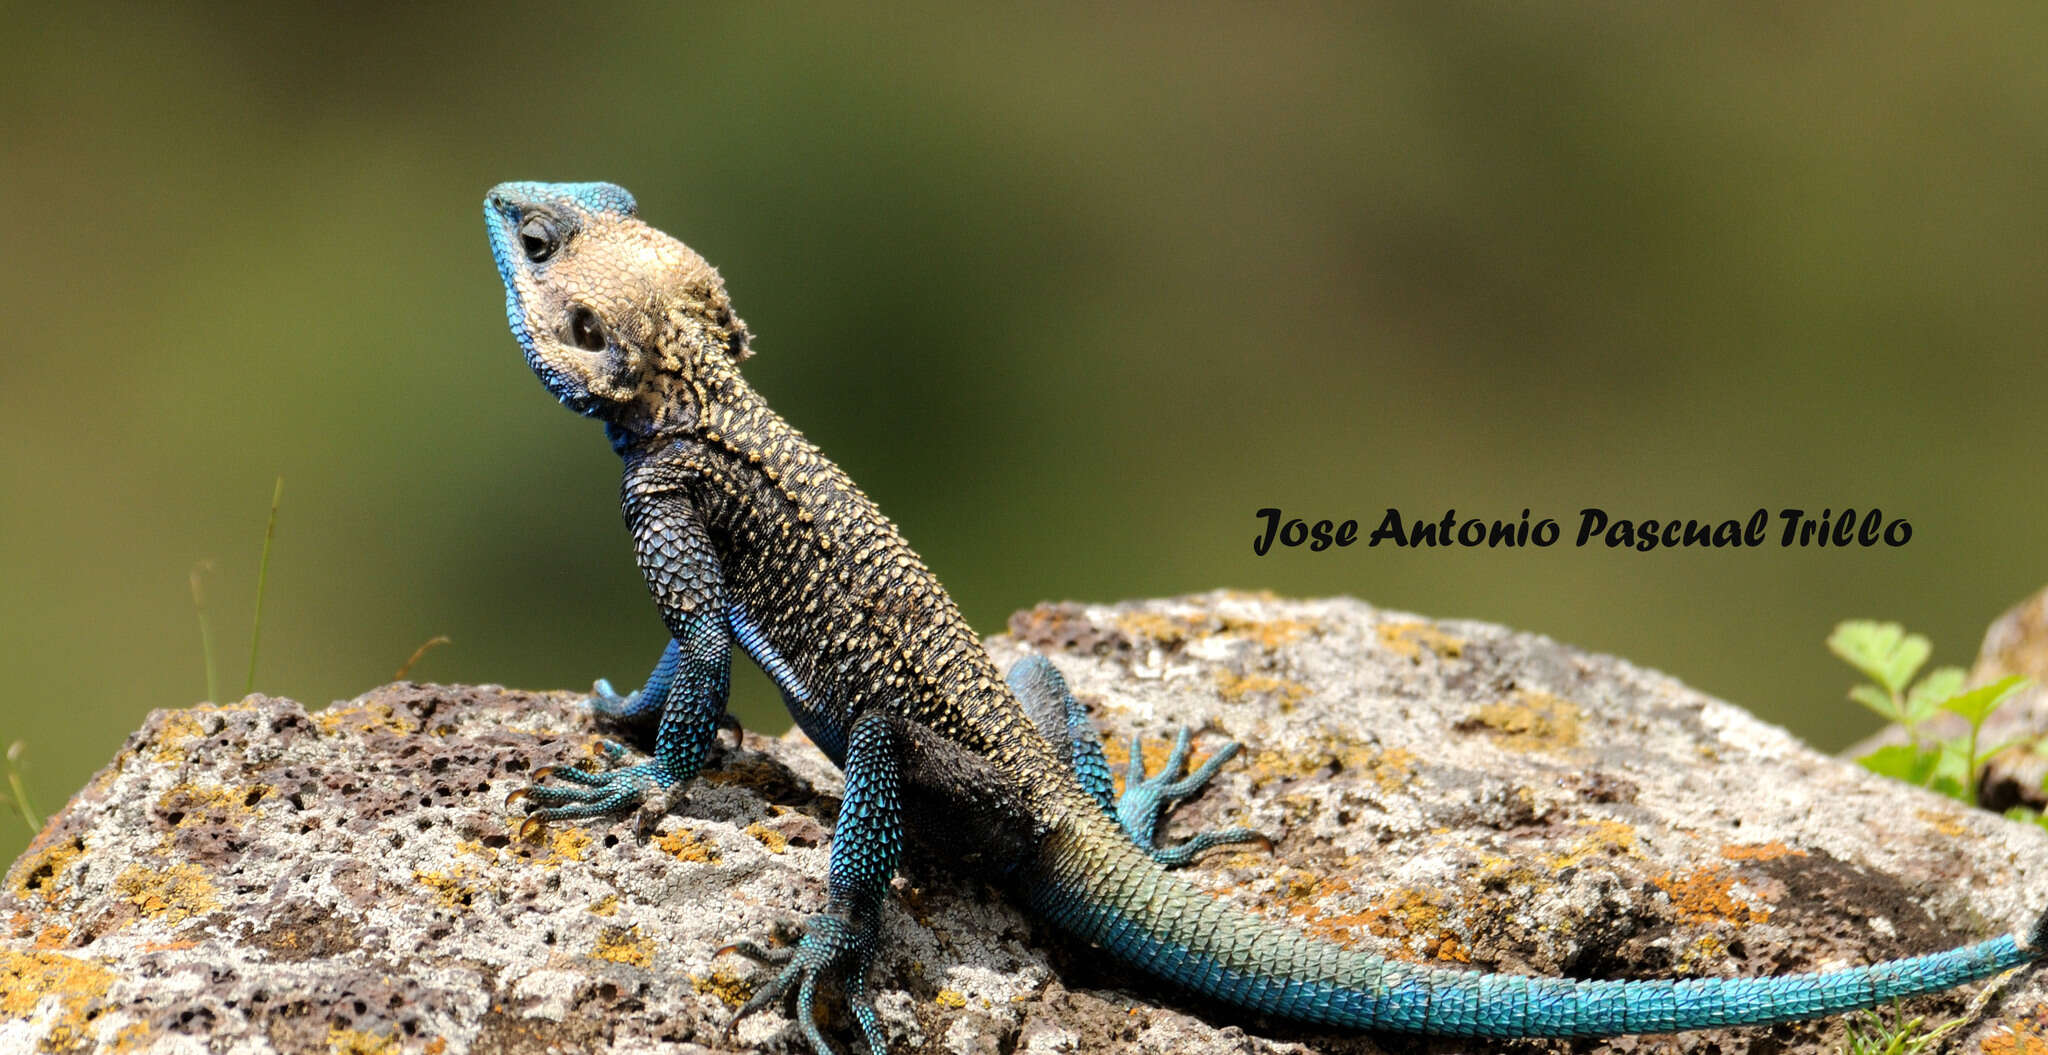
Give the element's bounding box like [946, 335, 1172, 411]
[2024, 907, 2048, 954]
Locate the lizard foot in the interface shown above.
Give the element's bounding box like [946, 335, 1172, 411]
[1117, 727, 1269, 867]
[720, 912, 886, 1055]
[587, 678, 655, 722]
[506, 739, 674, 834]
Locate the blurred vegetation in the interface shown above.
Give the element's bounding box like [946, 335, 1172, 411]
[5, 4, 2048, 868]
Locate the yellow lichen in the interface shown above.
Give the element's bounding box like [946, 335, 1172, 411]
[589, 894, 619, 917]
[657, 826, 721, 864]
[110, 1021, 157, 1053]
[1464, 691, 1582, 752]
[415, 862, 483, 910]
[326, 1025, 401, 1055]
[745, 822, 788, 854]
[1114, 610, 1315, 651]
[546, 827, 591, 864]
[1915, 808, 1969, 838]
[8, 833, 86, 904]
[152, 709, 212, 762]
[0, 948, 116, 1048]
[1719, 841, 1806, 863]
[692, 969, 753, 1007]
[1212, 669, 1310, 711]
[115, 863, 220, 925]
[592, 925, 653, 967]
[934, 989, 967, 1009]
[1377, 622, 1466, 662]
[312, 701, 418, 737]
[1545, 819, 1641, 871]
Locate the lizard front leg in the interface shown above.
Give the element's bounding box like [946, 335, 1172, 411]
[723, 711, 903, 1055]
[588, 637, 743, 747]
[511, 493, 732, 831]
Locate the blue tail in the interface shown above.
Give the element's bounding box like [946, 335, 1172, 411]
[1029, 812, 2041, 1037]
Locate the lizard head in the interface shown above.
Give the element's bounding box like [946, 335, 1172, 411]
[485, 181, 750, 429]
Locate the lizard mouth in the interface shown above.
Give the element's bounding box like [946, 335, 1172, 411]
[484, 190, 605, 416]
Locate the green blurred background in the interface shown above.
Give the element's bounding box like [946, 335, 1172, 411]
[6, 5, 2047, 869]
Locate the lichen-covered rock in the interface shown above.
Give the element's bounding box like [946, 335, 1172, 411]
[5, 592, 2047, 1054]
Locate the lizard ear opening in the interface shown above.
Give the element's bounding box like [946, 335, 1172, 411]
[716, 303, 754, 363]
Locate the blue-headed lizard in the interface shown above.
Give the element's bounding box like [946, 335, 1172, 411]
[484, 180, 2046, 1053]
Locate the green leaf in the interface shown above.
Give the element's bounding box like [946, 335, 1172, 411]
[1828, 621, 1930, 695]
[1858, 744, 1940, 786]
[1938, 675, 2028, 730]
[1848, 684, 1904, 723]
[1903, 667, 1967, 725]
[1930, 737, 1976, 803]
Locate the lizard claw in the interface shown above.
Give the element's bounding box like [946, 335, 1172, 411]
[722, 913, 886, 1055]
[510, 741, 674, 824]
[1116, 727, 1268, 867]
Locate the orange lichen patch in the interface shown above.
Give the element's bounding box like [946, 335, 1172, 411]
[415, 862, 484, 910]
[1212, 669, 1310, 711]
[1377, 622, 1465, 662]
[592, 925, 653, 968]
[1652, 867, 1770, 926]
[312, 700, 419, 738]
[115, 863, 220, 925]
[1289, 883, 1472, 962]
[1915, 808, 1970, 838]
[8, 832, 86, 904]
[691, 968, 752, 1007]
[33, 924, 71, 949]
[1461, 691, 1582, 752]
[588, 894, 619, 917]
[455, 838, 500, 864]
[744, 822, 788, 854]
[0, 948, 115, 1048]
[656, 826, 721, 865]
[1719, 841, 1806, 863]
[1984, 1021, 2048, 1055]
[327, 1025, 402, 1055]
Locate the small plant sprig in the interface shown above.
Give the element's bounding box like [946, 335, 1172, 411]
[1840, 965, 2018, 1055]
[1830, 620, 2028, 808]
[189, 478, 284, 702]
[0, 741, 40, 834]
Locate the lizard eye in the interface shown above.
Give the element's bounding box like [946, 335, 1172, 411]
[569, 306, 607, 351]
[517, 215, 560, 262]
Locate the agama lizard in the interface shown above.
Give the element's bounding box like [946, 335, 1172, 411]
[484, 180, 2046, 1053]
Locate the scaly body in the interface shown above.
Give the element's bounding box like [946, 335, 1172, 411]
[485, 181, 2044, 1054]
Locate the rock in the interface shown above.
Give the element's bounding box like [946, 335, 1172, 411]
[5, 592, 2046, 1054]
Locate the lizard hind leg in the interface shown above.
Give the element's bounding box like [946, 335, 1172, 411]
[1006, 654, 1267, 868]
[721, 711, 901, 1055]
